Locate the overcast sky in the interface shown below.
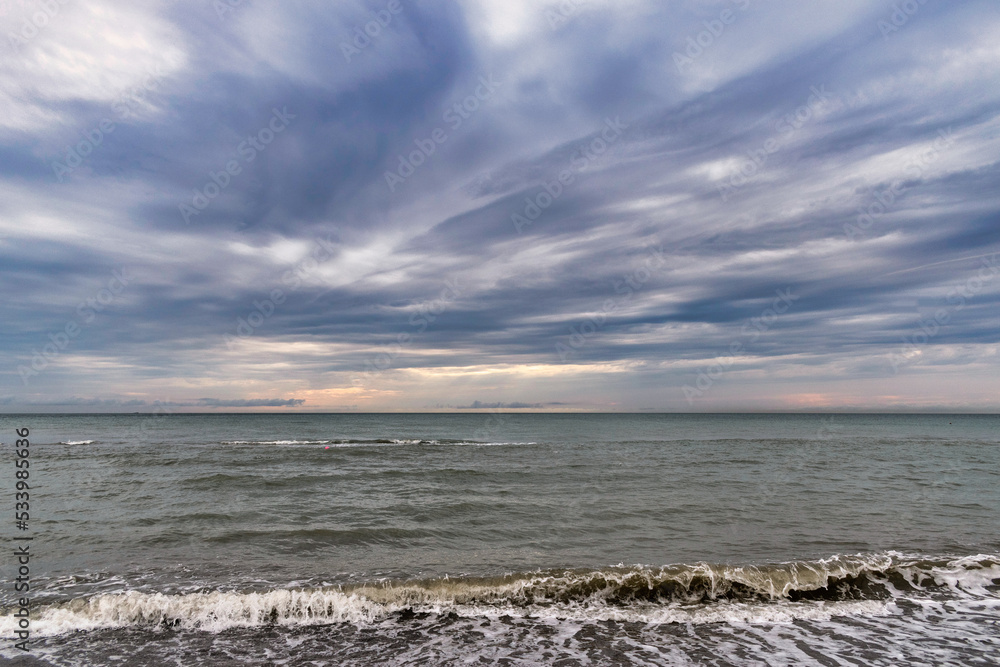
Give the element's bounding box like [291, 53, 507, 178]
[2, 0, 999, 412]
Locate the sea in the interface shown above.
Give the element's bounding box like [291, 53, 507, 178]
[1, 413, 998, 666]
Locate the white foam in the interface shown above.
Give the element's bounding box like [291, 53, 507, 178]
[5, 552, 997, 638]
[0, 589, 895, 639]
[442, 599, 892, 625]
[0, 588, 388, 636]
[59, 440, 96, 445]
[468, 441, 536, 446]
[222, 440, 331, 445]
[907, 556, 1000, 595]
[218, 439, 534, 447]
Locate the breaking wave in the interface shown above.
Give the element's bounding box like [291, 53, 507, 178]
[219, 438, 532, 447]
[4, 552, 997, 636]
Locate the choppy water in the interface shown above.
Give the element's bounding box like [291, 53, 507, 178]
[2, 413, 999, 665]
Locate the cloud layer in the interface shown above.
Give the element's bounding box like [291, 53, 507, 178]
[2, 0, 999, 411]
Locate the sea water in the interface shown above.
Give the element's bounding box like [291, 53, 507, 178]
[1, 413, 998, 665]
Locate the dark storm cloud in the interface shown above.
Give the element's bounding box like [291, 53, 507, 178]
[195, 398, 306, 408]
[454, 401, 545, 409]
[1, 0, 999, 409]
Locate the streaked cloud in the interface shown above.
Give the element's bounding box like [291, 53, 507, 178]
[2, 0, 999, 412]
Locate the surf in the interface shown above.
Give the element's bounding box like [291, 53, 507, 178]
[4, 552, 997, 636]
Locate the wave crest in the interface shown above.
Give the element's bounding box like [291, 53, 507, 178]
[3, 552, 997, 636]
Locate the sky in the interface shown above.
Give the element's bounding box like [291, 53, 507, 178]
[1, 0, 999, 413]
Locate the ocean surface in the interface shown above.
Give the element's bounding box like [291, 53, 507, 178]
[1, 413, 999, 666]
